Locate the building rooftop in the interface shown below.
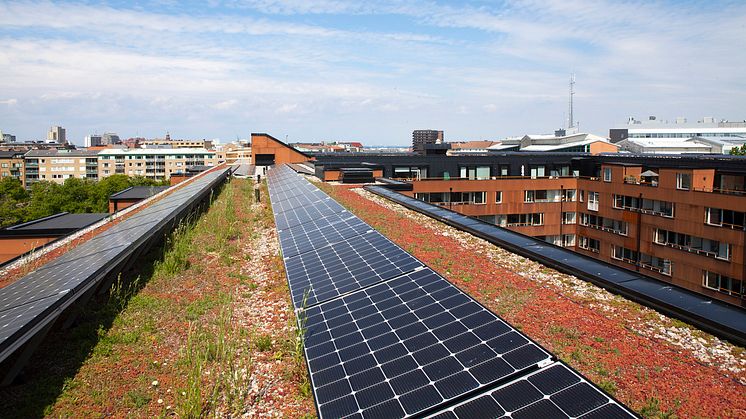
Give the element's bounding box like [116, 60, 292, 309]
[25, 149, 100, 157]
[1, 212, 109, 236]
[98, 147, 214, 155]
[109, 186, 169, 201]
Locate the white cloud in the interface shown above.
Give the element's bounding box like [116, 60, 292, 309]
[0, 0, 744, 143]
[0, 98, 18, 106]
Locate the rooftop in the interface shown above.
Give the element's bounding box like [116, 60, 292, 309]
[109, 186, 170, 200]
[1, 212, 109, 235]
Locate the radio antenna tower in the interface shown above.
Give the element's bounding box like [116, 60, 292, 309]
[568, 73, 575, 130]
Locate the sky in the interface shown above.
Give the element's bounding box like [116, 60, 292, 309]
[0, 1, 745, 146]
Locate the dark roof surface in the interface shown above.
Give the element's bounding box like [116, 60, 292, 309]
[110, 186, 169, 200]
[2, 213, 108, 236]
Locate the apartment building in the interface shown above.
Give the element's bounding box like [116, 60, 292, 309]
[98, 148, 217, 181]
[24, 149, 100, 186]
[401, 161, 746, 307]
[0, 151, 25, 182]
[140, 139, 213, 149]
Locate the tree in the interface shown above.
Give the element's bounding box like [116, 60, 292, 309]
[0, 177, 29, 228]
[729, 144, 746, 156]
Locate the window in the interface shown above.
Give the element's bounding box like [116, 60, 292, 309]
[578, 236, 600, 253]
[587, 191, 599, 211]
[562, 212, 576, 224]
[703, 271, 744, 297]
[654, 228, 730, 260]
[524, 190, 534, 203]
[530, 166, 545, 179]
[640, 254, 672, 276]
[603, 167, 612, 182]
[563, 189, 576, 202]
[502, 213, 544, 226]
[562, 234, 576, 247]
[460, 166, 490, 180]
[676, 173, 691, 190]
[495, 191, 502, 203]
[611, 245, 638, 262]
[705, 207, 745, 229]
[705, 207, 722, 226]
[499, 166, 509, 176]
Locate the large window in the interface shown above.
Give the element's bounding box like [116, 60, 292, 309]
[394, 166, 427, 180]
[611, 245, 638, 262]
[496, 213, 544, 227]
[640, 254, 672, 276]
[654, 229, 730, 260]
[587, 191, 599, 211]
[578, 236, 600, 253]
[676, 173, 691, 190]
[495, 191, 502, 203]
[613, 194, 674, 218]
[449, 191, 486, 204]
[524, 189, 561, 203]
[703, 271, 743, 297]
[580, 213, 628, 235]
[705, 207, 745, 229]
[563, 189, 577, 202]
[460, 166, 490, 180]
[530, 165, 545, 178]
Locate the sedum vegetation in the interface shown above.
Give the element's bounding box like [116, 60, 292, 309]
[0, 175, 168, 228]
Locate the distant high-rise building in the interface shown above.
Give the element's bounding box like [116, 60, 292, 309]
[85, 134, 103, 148]
[47, 126, 66, 144]
[0, 130, 16, 143]
[412, 130, 443, 154]
[101, 132, 121, 145]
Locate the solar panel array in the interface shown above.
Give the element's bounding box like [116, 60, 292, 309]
[0, 168, 231, 365]
[267, 164, 636, 419]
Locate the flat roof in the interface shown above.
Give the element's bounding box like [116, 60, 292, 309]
[110, 186, 169, 200]
[98, 148, 214, 155]
[1, 213, 109, 236]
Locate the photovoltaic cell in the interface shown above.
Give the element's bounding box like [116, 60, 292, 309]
[303, 268, 553, 418]
[427, 362, 636, 418]
[284, 230, 422, 308]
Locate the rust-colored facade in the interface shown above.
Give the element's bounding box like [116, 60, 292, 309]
[405, 163, 746, 307]
[0, 236, 56, 264]
[251, 133, 312, 166]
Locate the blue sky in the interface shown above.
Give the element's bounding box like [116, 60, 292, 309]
[1, 0, 745, 145]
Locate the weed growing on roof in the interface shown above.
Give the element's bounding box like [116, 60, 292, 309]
[255, 334, 273, 352]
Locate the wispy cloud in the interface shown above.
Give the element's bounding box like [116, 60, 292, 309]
[0, 0, 744, 144]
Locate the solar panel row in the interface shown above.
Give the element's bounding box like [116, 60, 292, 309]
[267, 165, 636, 419]
[0, 168, 231, 365]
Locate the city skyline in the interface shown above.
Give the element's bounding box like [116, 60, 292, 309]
[1, 0, 745, 145]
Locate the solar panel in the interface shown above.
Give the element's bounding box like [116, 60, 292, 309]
[266, 165, 635, 419]
[284, 230, 422, 308]
[302, 268, 553, 418]
[0, 168, 231, 363]
[427, 362, 636, 418]
[278, 215, 372, 258]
